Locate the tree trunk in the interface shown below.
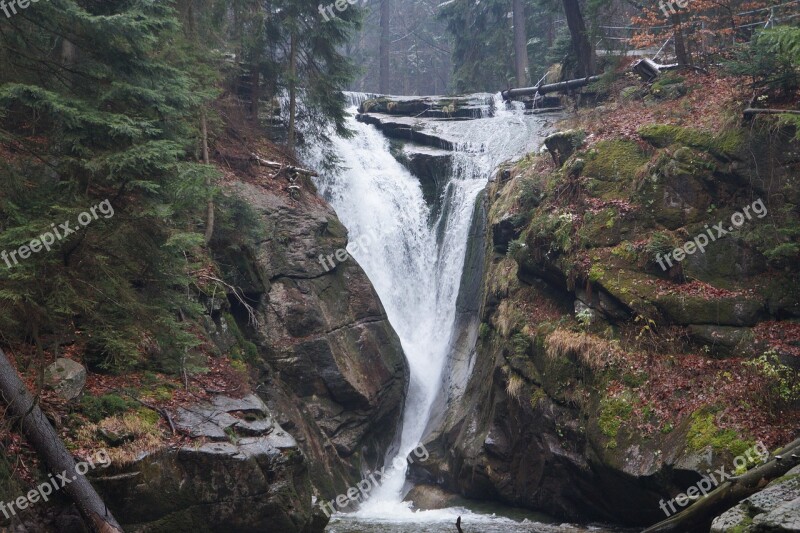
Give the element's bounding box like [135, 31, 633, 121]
[287, 31, 298, 153]
[643, 438, 800, 533]
[562, 0, 595, 77]
[250, 63, 261, 123]
[0, 348, 124, 533]
[379, 0, 391, 93]
[672, 14, 690, 66]
[201, 112, 214, 245]
[512, 0, 529, 87]
[501, 75, 602, 99]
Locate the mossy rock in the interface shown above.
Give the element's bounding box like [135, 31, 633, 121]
[687, 325, 759, 358]
[583, 139, 650, 185]
[598, 396, 634, 443]
[682, 235, 767, 287]
[655, 294, 766, 326]
[687, 411, 753, 457]
[638, 124, 744, 161]
[578, 207, 626, 248]
[634, 149, 720, 229]
[650, 75, 687, 100]
[544, 129, 586, 167]
[620, 86, 643, 101]
[765, 274, 800, 318]
[588, 265, 661, 318]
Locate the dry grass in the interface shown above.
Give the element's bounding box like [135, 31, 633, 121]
[545, 329, 615, 371]
[506, 373, 525, 401]
[75, 409, 164, 465]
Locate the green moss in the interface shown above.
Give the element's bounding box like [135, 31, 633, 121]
[687, 411, 753, 456]
[579, 208, 623, 248]
[511, 333, 532, 357]
[530, 387, 547, 407]
[479, 322, 491, 340]
[525, 211, 576, 255]
[223, 312, 260, 364]
[611, 241, 638, 263]
[598, 396, 633, 448]
[589, 264, 605, 282]
[638, 124, 743, 160]
[80, 393, 137, 423]
[583, 140, 650, 184]
[150, 386, 174, 402]
[652, 73, 685, 89]
[136, 407, 161, 428]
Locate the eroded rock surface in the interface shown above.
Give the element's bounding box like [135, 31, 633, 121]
[711, 465, 800, 532]
[95, 395, 323, 532]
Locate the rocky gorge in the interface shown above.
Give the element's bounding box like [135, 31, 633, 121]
[349, 81, 799, 531]
[2, 76, 798, 533]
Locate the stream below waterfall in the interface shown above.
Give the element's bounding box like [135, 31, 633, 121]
[301, 94, 622, 532]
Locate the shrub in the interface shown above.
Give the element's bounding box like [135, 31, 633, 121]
[80, 394, 138, 423]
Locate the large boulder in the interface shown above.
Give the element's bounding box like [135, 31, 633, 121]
[222, 178, 409, 495]
[44, 358, 86, 401]
[711, 465, 800, 532]
[95, 395, 326, 533]
[544, 130, 586, 167]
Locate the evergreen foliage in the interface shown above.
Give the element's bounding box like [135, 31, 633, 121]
[0, 0, 359, 371]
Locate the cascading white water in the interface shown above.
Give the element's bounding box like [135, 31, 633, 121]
[301, 93, 555, 521]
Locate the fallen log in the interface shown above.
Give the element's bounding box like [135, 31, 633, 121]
[0, 348, 124, 533]
[744, 108, 800, 119]
[642, 438, 800, 533]
[250, 154, 317, 177]
[631, 58, 680, 81]
[501, 75, 602, 100]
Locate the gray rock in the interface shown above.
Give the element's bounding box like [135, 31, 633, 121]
[753, 497, 800, 531]
[404, 484, 462, 510]
[173, 395, 275, 441]
[44, 358, 86, 400]
[710, 470, 800, 532]
[544, 129, 586, 167]
[688, 325, 760, 358]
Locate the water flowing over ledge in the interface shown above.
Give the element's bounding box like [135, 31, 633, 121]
[300, 92, 561, 526]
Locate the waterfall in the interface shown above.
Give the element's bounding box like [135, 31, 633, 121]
[301, 93, 555, 519]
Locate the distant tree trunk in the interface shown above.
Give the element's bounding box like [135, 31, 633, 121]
[562, 0, 596, 77]
[671, 14, 691, 66]
[201, 112, 214, 245]
[0, 348, 124, 533]
[250, 60, 261, 123]
[287, 31, 298, 152]
[512, 0, 529, 86]
[61, 38, 76, 66]
[379, 0, 391, 93]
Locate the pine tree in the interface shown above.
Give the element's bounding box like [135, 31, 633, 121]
[0, 0, 213, 371]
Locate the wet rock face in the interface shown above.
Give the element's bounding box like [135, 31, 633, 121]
[226, 179, 408, 490]
[711, 466, 800, 532]
[359, 94, 494, 119]
[96, 395, 327, 533]
[414, 121, 800, 527]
